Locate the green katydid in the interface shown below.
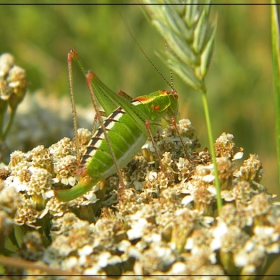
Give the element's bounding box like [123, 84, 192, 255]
[55, 49, 187, 202]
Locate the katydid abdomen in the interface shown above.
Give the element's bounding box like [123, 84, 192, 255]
[81, 105, 146, 181]
[55, 109, 144, 201]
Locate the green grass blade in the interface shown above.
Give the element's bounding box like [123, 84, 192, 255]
[271, 1, 280, 191]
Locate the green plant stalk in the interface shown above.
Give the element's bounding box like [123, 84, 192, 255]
[0, 103, 8, 141]
[2, 108, 17, 141]
[201, 90, 222, 212]
[271, 1, 280, 191]
[0, 112, 4, 140]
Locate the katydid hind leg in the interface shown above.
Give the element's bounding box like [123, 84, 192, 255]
[68, 50, 80, 161]
[92, 110, 107, 135]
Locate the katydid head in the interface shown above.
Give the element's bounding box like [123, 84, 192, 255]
[132, 89, 178, 124]
[169, 89, 179, 116]
[158, 89, 179, 123]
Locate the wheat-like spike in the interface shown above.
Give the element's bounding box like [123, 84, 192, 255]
[143, 0, 216, 91]
[144, 0, 222, 212]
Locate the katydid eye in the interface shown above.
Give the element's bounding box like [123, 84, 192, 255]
[151, 104, 160, 110]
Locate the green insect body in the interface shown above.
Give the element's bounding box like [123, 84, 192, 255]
[55, 50, 179, 202]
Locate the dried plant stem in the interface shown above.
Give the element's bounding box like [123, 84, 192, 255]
[0, 255, 108, 279]
[0, 255, 68, 276]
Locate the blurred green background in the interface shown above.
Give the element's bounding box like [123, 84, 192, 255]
[0, 2, 277, 196]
